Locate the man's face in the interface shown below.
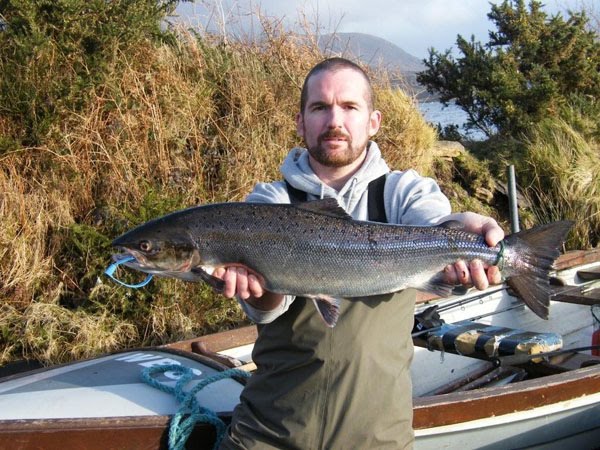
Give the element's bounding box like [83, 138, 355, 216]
[296, 68, 381, 168]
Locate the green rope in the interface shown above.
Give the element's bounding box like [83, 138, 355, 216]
[141, 364, 250, 450]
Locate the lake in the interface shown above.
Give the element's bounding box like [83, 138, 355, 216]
[417, 101, 487, 140]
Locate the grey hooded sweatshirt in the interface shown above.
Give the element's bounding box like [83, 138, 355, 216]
[220, 142, 451, 450]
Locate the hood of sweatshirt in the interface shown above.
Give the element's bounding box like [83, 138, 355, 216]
[280, 141, 390, 212]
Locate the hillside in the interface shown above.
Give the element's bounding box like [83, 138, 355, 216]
[318, 32, 424, 71]
[317, 32, 432, 99]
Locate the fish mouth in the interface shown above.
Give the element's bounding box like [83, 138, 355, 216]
[111, 249, 151, 270]
[111, 248, 199, 273]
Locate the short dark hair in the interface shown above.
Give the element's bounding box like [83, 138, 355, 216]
[300, 57, 375, 114]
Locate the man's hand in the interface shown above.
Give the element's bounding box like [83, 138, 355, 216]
[439, 212, 504, 290]
[212, 267, 285, 311]
[213, 267, 264, 299]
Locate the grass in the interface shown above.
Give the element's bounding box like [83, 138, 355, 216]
[519, 117, 599, 249]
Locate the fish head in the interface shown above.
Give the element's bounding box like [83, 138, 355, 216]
[111, 221, 200, 273]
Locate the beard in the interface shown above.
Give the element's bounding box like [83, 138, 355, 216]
[306, 130, 369, 168]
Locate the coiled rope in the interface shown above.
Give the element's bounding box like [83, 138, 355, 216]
[141, 364, 250, 450]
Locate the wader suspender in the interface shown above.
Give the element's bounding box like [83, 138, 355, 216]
[284, 173, 388, 223]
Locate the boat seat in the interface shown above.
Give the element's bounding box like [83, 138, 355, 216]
[420, 322, 562, 362]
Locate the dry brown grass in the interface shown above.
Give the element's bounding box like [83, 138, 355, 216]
[0, 163, 72, 305]
[521, 118, 600, 248]
[375, 87, 436, 174]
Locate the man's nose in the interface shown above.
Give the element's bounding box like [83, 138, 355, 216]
[326, 106, 343, 128]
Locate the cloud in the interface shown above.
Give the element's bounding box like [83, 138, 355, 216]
[176, 0, 587, 58]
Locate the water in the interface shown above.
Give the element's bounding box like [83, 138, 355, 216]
[418, 101, 467, 128]
[418, 101, 486, 140]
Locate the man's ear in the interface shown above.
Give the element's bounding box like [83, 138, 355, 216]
[369, 110, 382, 137]
[295, 112, 304, 137]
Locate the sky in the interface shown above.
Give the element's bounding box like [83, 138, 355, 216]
[174, 0, 591, 58]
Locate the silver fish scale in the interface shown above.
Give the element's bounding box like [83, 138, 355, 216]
[193, 203, 500, 298]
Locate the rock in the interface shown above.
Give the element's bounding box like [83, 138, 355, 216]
[475, 187, 495, 204]
[496, 181, 531, 209]
[431, 140, 465, 159]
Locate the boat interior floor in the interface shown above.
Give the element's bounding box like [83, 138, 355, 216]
[419, 352, 600, 397]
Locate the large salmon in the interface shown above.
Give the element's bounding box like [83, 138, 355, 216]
[110, 199, 572, 326]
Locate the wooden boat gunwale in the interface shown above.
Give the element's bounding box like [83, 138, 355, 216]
[0, 415, 216, 449]
[412, 360, 600, 429]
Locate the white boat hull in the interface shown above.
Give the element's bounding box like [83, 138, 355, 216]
[415, 391, 600, 449]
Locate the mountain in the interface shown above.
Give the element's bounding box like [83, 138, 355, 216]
[318, 32, 425, 72]
[317, 32, 433, 100]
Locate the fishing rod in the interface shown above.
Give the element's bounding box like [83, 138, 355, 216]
[411, 303, 524, 339]
[413, 302, 600, 368]
[433, 286, 508, 314]
[414, 273, 600, 339]
[492, 346, 600, 367]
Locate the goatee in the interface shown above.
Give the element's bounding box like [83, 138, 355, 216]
[307, 130, 366, 168]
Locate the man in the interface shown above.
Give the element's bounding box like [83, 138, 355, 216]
[215, 57, 502, 449]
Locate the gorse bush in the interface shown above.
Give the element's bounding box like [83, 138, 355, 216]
[0, 0, 181, 148]
[418, 0, 600, 138]
[467, 92, 600, 247]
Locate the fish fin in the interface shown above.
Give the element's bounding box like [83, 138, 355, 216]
[419, 280, 454, 297]
[311, 297, 341, 328]
[191, 267, 225, 292]
[435, 220, 465, 230]
[506, 275, 549, 319]
[504, 220, 573, 319]
[417, 271, 455, 297]
[296, 199, 352, 220]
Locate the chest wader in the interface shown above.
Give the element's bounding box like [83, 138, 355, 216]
[220, 175, 416, 450]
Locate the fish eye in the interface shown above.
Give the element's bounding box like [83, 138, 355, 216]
[139, 240, 152, 252]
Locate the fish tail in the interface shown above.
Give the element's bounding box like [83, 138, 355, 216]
[504, 221, 573, 319]
[311, 297, 341, 328]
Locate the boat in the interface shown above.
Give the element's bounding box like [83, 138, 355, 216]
[1, 249, 599, 449]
